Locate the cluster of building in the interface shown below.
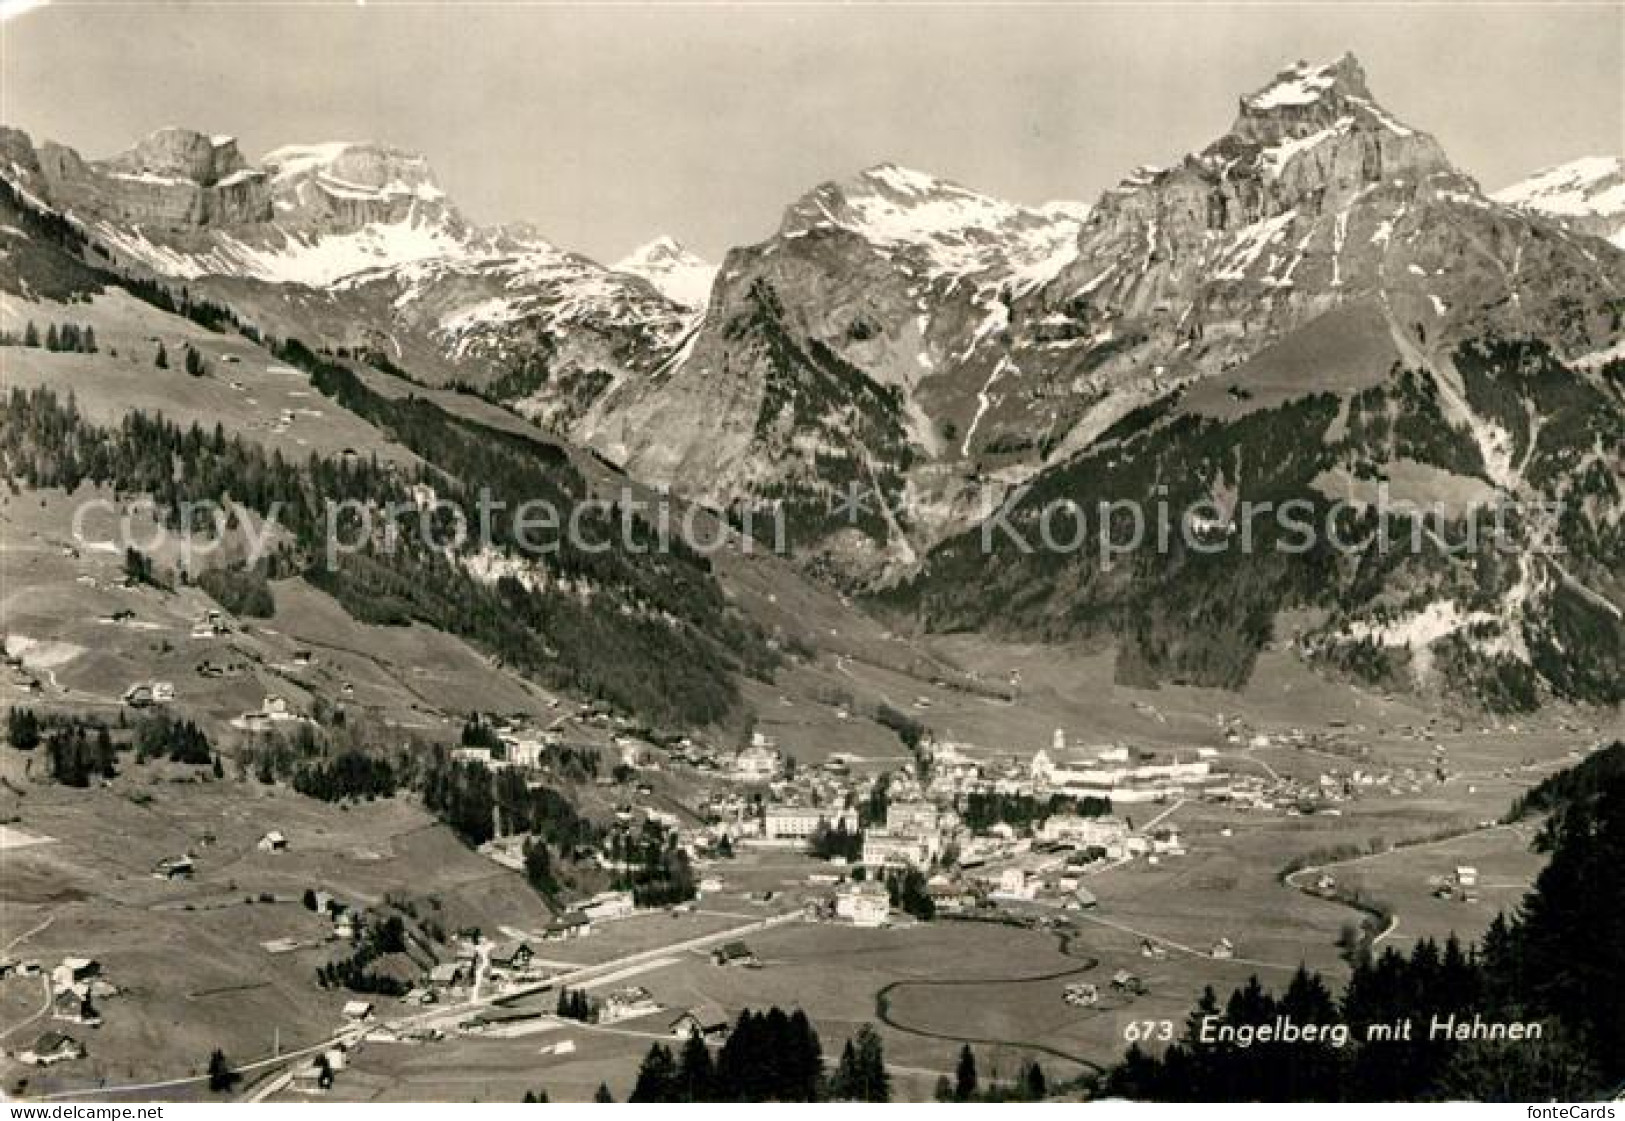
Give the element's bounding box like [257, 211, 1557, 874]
[3, 956, 114, 1068]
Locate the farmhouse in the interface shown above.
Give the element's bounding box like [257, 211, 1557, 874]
[600, 986, 660, 1023]
[670, 1002, 731, 1041]
[544, 911, 593, 941]
[18, 1031, 83, 1066]
[257, 831, 288, 853]
[1111, 970, 1146, 994]
[51, 987, 100, 1026]
[488, 941, 534, 972]
[711, 941, 758, 967]
[153, 855, 195, 880]
[1454, 866, 1479, 888]
[342, 1000, 374, 1021]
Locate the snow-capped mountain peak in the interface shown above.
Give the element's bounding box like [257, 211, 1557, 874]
[614, 236, 716, 308]
[1492, 155, 1625, 247]
[776, 162, 1086, 287]
[1242, 52, 1369, 112]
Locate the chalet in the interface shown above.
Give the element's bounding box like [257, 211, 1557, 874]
[1211, 938, 1235, 960]
[257, 831, 288, 853]
[670, 1002, 731, 1041]
[1111, 970, 1146, 994]
[711, 941, 758, 968]
[600, 986, 660, 1023]
[51, 987, 100, 1026]
[18, 1031, 83, 1066]
[544, 911, 592, 941]
[488, 941, 533, 972]
[342, 1000, 374, 1022]
[153, 855, 195, 880]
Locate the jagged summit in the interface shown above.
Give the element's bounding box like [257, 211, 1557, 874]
[771, 161, 1085, 292]
[1240, 52, 1371, 113]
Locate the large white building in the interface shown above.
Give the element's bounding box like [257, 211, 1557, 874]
[1039, 814, 1130, 854]
[764, 805, 857, 839]
[886, 800, 943, 835]
[733, 736, 782, 782]
[861, 829, 931, 869]
[835, 881, 890, 927]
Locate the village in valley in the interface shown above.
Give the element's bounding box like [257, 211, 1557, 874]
[4, 613, 1597, 1103]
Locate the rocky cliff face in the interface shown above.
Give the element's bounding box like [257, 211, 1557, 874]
[1020, 52, 1617, 430]
[580, 163, 1089, 572]
[583, 55, 1623, 583]
[888, 56, 1625, 704]
[261, 141, 460, 235]
[34, 127, 271, 228]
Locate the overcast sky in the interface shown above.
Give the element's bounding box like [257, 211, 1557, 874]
[3, 2, 1620, 262]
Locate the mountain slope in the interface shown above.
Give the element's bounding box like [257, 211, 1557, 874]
[1493, 156, 1625, 249]
[579, 163, 1090, 574]
[578, 57, 1623, 585]
[0, 125, 696, 429]
[881, 55, 1625, 708]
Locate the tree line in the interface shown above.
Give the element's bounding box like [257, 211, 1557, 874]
[628, 1008, 889, 1102]
[0, 321, 97, 352]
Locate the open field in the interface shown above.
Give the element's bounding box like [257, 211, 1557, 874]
[0, 770, 555, 1099]
[0, 292, 419, 469]
[0, 487, 557, 737]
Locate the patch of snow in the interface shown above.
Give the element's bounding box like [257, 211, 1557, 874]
[1214, 212, 1295, 281]
[614, 236, 717, 308]
[1259, 118, 1352, 177]
[1245, 60, 1339, 110]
